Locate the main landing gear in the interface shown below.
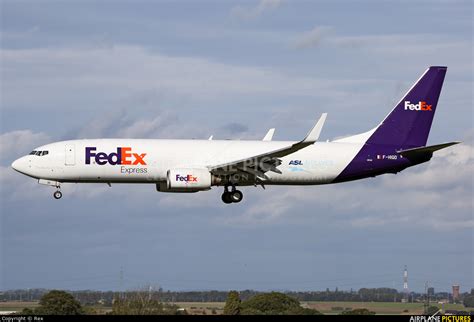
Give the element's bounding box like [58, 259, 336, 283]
[221, 185, 243, 204]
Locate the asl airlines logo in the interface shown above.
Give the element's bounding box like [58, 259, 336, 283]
[85, 147, 147, 165]
[289, 160, 303, 165]
[404, 101, 432, 111]
[176, 174, 198, 182]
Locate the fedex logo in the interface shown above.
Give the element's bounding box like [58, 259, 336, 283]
[85, 147, 146, 165]
[176, 174, 198, 182]
[404, 101, 432, 111]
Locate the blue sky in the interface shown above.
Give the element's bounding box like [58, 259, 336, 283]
[0, 0, 472, 292]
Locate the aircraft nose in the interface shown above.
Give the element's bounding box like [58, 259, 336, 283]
[11, 156, 27, 174]
[11, 158, 20, 171]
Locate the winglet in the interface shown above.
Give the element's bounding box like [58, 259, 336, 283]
[208, 135, 213, 140]
[303, 113, 327, 143]
[262, 128, 275, 141]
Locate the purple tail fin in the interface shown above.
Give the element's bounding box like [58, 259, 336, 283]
[367, 66, 447, 149]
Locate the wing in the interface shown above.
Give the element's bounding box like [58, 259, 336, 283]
[208, 113, 327, 180]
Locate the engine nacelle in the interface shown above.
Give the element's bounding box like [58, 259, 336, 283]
[156, 182, 200, 193]
[167, 168, 212, 191]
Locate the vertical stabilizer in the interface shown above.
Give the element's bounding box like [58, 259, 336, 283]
[367, 66, 447, 148]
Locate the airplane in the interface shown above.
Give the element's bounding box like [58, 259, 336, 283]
[11, 66, 460, 204]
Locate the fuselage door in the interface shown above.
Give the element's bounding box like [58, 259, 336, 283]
[65, 144, 75, 166]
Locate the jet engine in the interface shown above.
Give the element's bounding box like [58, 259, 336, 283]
[156, 168, 220, 192]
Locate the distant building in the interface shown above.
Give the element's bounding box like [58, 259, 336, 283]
[427, 287, 435, 297]
[452, 285, 460, 301]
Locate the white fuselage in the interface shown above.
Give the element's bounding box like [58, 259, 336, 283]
[12, 139, 365, 186]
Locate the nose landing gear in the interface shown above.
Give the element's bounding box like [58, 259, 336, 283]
[38, 180, 63, 200]
[221, 185, 243, 204]
[53, 190, 62, 199]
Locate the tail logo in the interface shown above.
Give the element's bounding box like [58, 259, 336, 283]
[404, 101, 432, 112]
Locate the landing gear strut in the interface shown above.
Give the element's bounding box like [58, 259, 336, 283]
[221, 185, 243, 204]
[53, 190, 62, 199]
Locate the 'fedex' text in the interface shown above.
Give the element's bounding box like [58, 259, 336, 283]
[85, 147, 147, 165]
[176, 174, 198, 182]
[404, 101, 432, 111]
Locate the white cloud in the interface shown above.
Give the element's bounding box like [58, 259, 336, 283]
[328, 34, 473, 73]
[71, 108, 212, 141]
[0, 164, 48, 201]
[330, 34, 465, 53]
[388, 144, 473, 190]
[73, 110, 127, 139]
[293, 26, 333, 49]
[0, 27, 40, 41]
[231, 0, 283, 20]
[0, 130, 51, 164]
[2, 38, 470, 136]
[116, 114, 177, 139]
[1, 45, 355, 112]
[0, 130, 51, 200]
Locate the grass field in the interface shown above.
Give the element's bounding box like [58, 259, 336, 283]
[0, 301, 39, 312]
[171, 302, 225, 315]
[0, 301, 224, 315]
[169, 301, 469, 315]
[302, 301, 467, 315]
[0, 300, 468, 315]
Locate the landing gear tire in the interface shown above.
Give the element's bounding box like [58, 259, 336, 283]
[53, 191, 62, 200]
[230, 190, 243, 203]
[221, 192, 232, 204]
[221, 188, 243, 204]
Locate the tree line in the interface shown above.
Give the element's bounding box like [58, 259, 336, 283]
[16, 289, 474, 315]
[2, 287, 472, 306]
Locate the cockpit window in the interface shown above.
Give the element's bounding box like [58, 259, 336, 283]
[30, 150, 49, 156]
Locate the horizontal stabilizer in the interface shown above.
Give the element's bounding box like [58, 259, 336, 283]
[398, 142, 461, 159]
